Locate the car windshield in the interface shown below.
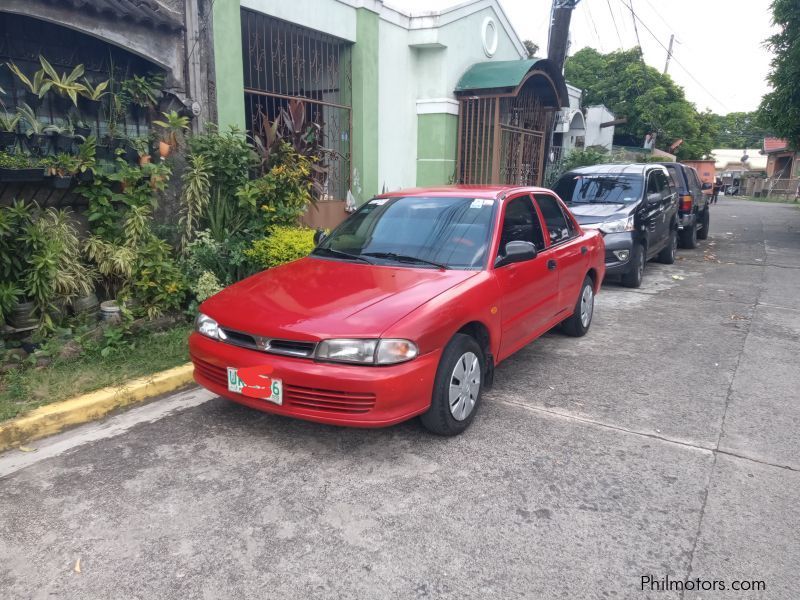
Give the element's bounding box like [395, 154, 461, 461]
[554, 174, 643, 204]
[314, 196, 496, 270]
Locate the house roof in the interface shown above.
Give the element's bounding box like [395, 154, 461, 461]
[454, 58, 569, 107]
[763, 137, 789, 153]
[43, 0, 183, 30]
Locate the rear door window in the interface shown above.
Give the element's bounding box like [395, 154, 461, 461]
[534, 194, 573, 245]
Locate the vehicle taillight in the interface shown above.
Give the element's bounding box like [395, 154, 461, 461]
[680, 194, 693, 212]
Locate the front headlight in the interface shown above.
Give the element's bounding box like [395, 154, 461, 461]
[195, 313, 220, 339]
[315, 338, 418, 365]
[594, 215, 635, 234]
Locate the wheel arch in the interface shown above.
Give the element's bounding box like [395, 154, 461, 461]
[456, 321, 495, 388]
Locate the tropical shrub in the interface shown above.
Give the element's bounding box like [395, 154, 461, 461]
[182, 229, 256, 288]
[237, 142, 314, 228]
[192, 271, 223, 303]
[246, 226, 315, 269]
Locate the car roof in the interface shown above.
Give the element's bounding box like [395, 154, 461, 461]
[378, 185, 553, 200]
[564, 163, 665, 176]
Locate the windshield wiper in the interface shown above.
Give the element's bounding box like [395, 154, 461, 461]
[312, 247, 373, 264]
[362, 252, 449, 270]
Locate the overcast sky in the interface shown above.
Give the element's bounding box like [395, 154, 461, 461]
[388, 0, 776, 115]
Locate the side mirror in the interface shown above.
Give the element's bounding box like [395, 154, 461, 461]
[496, 240, 537, 267]
[646, 192, 662, 204]
[313, 228, 327, 245]
[701, 182, 712, 190]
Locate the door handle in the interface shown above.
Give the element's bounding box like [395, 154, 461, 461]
[580, 246, 588, 255]
[547, 259, 557, 270]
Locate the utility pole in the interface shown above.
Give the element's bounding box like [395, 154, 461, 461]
[663, 33, 675, 74]
[547, 0, 582, 74]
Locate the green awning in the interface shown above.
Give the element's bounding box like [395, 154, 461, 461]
[454, 58, 569, 107]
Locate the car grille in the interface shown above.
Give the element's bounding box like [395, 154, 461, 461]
[284, 385, 377, 414]
[192, 356, 377, 415]
[217, 327, 317, 358]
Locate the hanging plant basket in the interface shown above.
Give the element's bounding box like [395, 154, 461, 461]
[0, 167, 46, 183]
[53, 133, 75, 153]
[51, 175, 72, 189]
[95, 144, 115, 161]
[24, 133, 49, 154]
[0, 131, 17, 148]
[77, 169, 94, 182]
[158, 140, 171, 158]
[74, 125, 92, 138]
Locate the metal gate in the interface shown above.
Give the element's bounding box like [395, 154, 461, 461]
[241, 9, 352, 201]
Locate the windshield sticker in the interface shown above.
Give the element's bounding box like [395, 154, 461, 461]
[470, 199, 493, 208]
[370, 199, 388, 205]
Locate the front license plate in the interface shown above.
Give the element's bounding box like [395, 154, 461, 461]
[227, 367, 283, 405]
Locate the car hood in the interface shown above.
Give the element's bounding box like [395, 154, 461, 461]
[200, 256, 479, 339]
[567, 203, 634, 224]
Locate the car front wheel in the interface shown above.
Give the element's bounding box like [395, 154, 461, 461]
[621, 244, 645, 288]
[562, 276, 595, 337]
[420, 333, 484, 436]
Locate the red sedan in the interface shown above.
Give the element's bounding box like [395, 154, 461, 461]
[190, 186, 605, 435]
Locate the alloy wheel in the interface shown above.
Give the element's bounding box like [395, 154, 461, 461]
[448, 351, 481, 421]
[580, 284, 594, 327]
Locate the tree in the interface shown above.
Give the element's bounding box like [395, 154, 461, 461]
[708, 112, 771, 149]
[757, 0, 800, 148]
[565, 47, 714, 160]
[523, 40, 539, 59]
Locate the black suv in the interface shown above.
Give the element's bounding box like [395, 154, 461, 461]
[659, 162, 710, 248]
[552, 164, 679, 288]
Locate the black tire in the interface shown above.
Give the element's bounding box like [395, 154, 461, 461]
[562, 276, 595, 337]
[420, 334, 484, 436]
[697, 208, 710, 240]
[658, 228, 677, 264]
[680, 219, 698, 249]
[621, 244, 645, 288]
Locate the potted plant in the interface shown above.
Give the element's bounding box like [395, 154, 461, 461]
[120, 73, 164, 121]
[7, 62, 52, 108]
[130, 136, 152, 165]
[0, 112, 20, 149]
[45, 153, 79, 188]
[44, 121, 76, 153]
[16, 103, 49, 155]
[0, 151, 45, 182]
[39, 56, 86, 108]
[74, 135, 96, 181]
[153, 110, 190, 158]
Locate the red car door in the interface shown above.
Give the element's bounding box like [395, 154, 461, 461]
[534, 193, 589, 313]
[494, 194, 559, 360]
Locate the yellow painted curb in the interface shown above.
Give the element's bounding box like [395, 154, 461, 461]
[0, 363, 195, 452]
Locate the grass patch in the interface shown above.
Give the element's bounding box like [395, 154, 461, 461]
[729, 195, 800, 205]
[0, 324, 192, 422]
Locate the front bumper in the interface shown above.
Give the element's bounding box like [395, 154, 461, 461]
[599, 232, 636, 276]
[189, 332, 440, 428]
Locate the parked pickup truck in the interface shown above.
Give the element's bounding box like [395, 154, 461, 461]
[660, 162, 711, 249]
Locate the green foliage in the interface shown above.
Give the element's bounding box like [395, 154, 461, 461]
[757, 0, 800, 148]
[523, 40, 539, 58]
[0, 151, 45, 169]
[16, 103, 45, 135]
[0, 111, 19, 133]
[38, 56, 85, 106]
[0, 200, 33, 282]
[237, 141, 314, 228]
[153, 110, 189, 148]
[709, 112, 772, 149]
[562, 147, 611, 172]
[193, 271, 223, 303]
[78, 77, 110, 102]
[6, 62, 52, 97]
[119, 73, 164, 109]
[0, 281, 21, 323]
[565, 48, 714, 160]
[188, 125, 256, 197]
[179, 153, 211, 251]
[182, 229, 256, 288]
[246, 226, 315, 269]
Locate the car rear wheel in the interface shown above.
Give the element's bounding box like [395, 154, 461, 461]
[621, 244, 645, 288]
[697, 208, 710, 240]
[658, 229, 677, 264]
[562, 276, 595, 337]
[420, 333, 483, 436]
[680, 219, 698, 249]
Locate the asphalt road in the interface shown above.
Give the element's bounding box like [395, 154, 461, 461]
[1, 198, 798, 600]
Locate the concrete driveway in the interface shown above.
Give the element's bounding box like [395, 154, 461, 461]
[1, 198, 798, 599]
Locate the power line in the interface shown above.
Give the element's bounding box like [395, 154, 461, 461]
[617, 0, 729, 111]
[583, 1, 605, 51]
[605, 0, 624, 49]
[624, 0, 644, 56]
